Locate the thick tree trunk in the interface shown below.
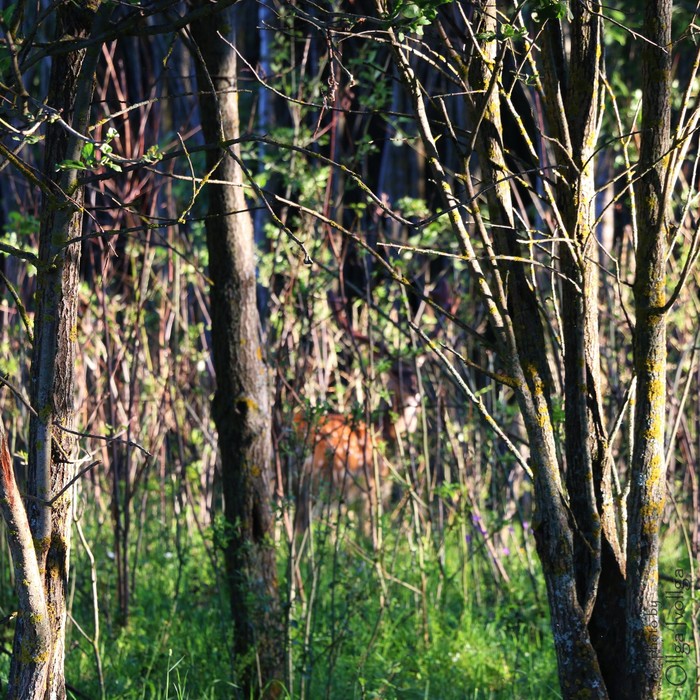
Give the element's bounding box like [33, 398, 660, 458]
[392, 0, 649, 695]
[190, 6, 284, 698]
[459, 2, 671, 696]
[4, 2, 105, 698]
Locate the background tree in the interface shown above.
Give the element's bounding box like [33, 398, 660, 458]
[190, 5, 284, 697]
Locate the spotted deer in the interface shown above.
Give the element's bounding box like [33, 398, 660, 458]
[292, 359, 421, 533]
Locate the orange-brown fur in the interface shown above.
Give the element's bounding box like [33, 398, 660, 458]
[292, 362, 421, 531]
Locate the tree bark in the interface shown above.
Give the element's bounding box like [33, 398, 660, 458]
[4, 2, 106, 698]
[190, 6, 285, 698]
[390, 0, 660, 695]
[462, 3, 608, 694]
[626, 0, 672, 695]
[544, 5, 629, 693]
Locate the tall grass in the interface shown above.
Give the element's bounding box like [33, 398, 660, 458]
[0, 492, 695, 698]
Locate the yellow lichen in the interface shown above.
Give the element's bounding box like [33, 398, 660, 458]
[647, 453, 662, 487]
[236, 396, 259, 413]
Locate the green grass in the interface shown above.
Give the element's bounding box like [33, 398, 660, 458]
[278, 515, 559, 699]
[58, 508, 560, 699]
[0, 511, 697, 698]
[65, 523, 235, 699]
[659, 529, 699, 700]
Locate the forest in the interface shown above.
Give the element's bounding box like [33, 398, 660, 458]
[0, 0, 698, 698]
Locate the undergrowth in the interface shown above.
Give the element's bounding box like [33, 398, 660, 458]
[62, 506, 561, 699]
[0, 509, 696, 698]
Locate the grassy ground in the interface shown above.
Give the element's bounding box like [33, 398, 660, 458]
[0, 511, 696, 698]
[61, 511, 559, 699]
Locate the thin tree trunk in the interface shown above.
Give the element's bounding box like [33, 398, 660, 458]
[5, 2, 106, 698]
[626, 0, 672, 695]
[0, 420, 50, 700]
[190, 6, 284, 698]
[544, 5, 628, 692]
[462, 3, 607, 693]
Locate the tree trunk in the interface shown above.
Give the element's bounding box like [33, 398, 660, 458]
[3, 2, 105, 698]
[626, 0, 671, 695]
[190, 6, 285, 698]
[462, 3, 608, 694]
[544, 5, 629, 693]
[387, 0, 673, 695]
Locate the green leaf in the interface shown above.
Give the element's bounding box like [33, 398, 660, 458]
[0, 4, 16, 24]
[57, 159, 87, 171]
[81, 142, 95, 161]
[144, 144, 163, 163]
[532, 0, 568, 22]
[401, 2, 421, 18]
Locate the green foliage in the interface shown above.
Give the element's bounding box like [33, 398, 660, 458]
[63, 509, 233, 699]
[0, 45, 10, 83]
[390, 0, 453, 39]
[603, 8, 630, 47]
[0, 4, 16, 24]
[658, 532, 699, 699]
[0, 508, 568, 699]
[48, 507, 687, 698]
[58, 127, 123, 172]
[530, 0, 569, 23]
[3, 210, 39, 241]
[476, 23, 528, 42]
[143, 144, 164, 164]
